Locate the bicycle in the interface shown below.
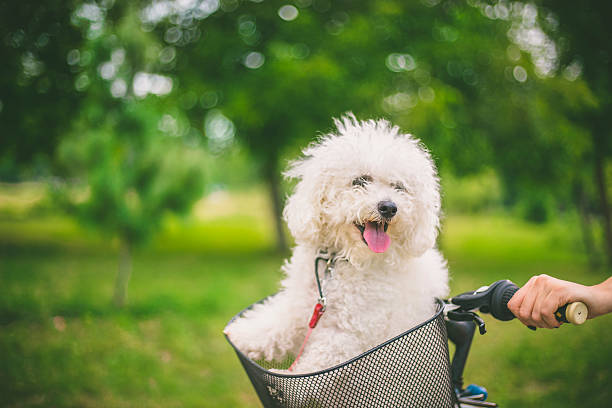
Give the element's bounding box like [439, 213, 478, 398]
[225, 280, 587, 407]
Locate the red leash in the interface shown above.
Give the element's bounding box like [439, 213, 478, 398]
[288, 302, 325, 372]
[288, 253, 336, 372]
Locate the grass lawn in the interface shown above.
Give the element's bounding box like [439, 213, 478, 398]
[1, 187, 611, 407]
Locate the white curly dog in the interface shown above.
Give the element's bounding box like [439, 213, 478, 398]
[225, 114, 449, 374]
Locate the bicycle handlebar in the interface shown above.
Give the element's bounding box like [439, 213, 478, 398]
[446, 281, 517, 394]
[446, 280, 588, 404]
[450, 280, 589, 326]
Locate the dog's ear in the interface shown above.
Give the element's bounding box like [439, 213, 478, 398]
[406, 188, 440, 256]
[283, 157, 324, 244]
[404, 148, 441, 257]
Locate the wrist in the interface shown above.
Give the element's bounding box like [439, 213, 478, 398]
[586, 279, 612, 318]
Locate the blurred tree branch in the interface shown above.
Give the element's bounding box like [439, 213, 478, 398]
[51, 2, 207, 306]
[535, 0, 612, 266]
[0, 0, 86, 179]
[3, 0, 611, 266]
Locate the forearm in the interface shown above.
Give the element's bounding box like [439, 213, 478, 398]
[587, 276, 612, 318]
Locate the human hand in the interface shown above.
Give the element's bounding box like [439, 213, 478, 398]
[507, 274, 591, 329]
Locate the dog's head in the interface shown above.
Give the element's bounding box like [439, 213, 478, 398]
[283, 114, 440, 264]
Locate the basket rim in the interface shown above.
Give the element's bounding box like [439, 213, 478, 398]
[224, 297, 446, 379]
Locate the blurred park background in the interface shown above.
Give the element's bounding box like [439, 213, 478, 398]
[1, 0, 611, 407]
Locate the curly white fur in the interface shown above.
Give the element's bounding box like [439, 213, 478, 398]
[225, 114, 449, 374]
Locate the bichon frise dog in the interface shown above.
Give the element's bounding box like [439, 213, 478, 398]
[225, 114, 449, 374]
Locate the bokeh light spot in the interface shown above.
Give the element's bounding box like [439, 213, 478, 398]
[159, 46, 176, 64]
[111, 49, 125, 65]
[382, 92, 417, 113]
[79, 51, 93, 67]
[67, 49, 80, 66]
[74, 73, 90, 91]
[22, 53, 45, 78]
[159, 114, 179, 136]
[200, 91, 219, 109]
[133, 72, 173, 97]
[7, 29, 25, 48]
[239, 20, 256, 37]
[421, 0, 441, 7]
[244, 52, 265, 69]
[278, 5, 299, 21]
[513, 65, 528, 82]
[99, 62, 116, 80]
[110, 78, 127, 98]
[385, 53, 416, 72]
[35, 33, 50, 48]
[165, 27, 182, 44]
[563, 60, 582, 82]
[205, 109, 235, 154]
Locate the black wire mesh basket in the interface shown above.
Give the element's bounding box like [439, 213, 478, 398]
[225, 298, 458, 408]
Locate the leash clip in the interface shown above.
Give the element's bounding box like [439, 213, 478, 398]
[317, 296, 327, 312]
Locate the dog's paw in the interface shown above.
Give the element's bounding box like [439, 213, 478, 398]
[225, 318, 253, 346]
[225, 317, 277, 361]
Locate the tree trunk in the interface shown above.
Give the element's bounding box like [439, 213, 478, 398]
[577, 185, 600, 269]
[264, 162, 289, 253]
[594, 153, 612, 266]
[113, 239, 132, 308]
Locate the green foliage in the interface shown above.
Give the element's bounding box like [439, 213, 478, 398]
[535, 0, 612, 262]
[0, 1, 86, 178]
[140, 1, 608, 246]
[56, 101, 206, 246]
[3, 0, 611, 259]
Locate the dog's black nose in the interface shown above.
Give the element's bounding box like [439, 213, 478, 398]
[377, 200, 397, 219]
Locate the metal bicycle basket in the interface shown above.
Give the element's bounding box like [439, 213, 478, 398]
[225, 298, 458, 408]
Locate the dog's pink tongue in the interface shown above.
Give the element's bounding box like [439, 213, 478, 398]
[363, 222, 390, 253]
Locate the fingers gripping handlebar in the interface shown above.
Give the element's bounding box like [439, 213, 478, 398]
[448, 280, 589, 328]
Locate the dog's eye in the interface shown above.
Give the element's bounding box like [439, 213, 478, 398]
[393, 182, 406, 192]
[352, 175, 372, 187]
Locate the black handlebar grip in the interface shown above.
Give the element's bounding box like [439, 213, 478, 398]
[488, 280, 589, 325]
[490, 280, 519, 321]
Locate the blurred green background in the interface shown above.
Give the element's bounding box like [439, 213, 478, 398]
[1, 0, 611, 407]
